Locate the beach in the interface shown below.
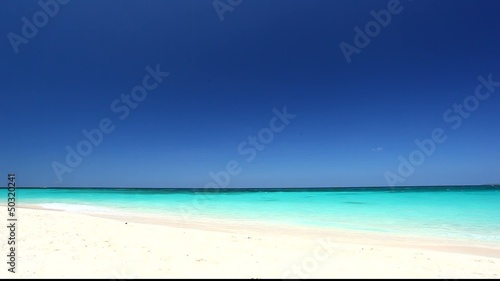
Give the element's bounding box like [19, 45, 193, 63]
[1, 207, 499, 279]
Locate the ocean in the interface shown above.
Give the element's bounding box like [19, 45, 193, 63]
[10, 185, 500, 244]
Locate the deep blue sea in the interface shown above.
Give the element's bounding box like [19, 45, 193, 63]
[9, 186, 500, 244]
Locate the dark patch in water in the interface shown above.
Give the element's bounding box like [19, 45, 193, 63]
[343, 201, 366, 205]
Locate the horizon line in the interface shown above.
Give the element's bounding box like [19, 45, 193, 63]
[11, 184, 500, 189]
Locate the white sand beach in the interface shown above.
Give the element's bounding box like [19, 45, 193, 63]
[1, 207, 499, 279]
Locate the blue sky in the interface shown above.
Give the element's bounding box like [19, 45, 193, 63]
[1, 0, 499, 187]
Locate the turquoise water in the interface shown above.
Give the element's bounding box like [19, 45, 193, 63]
[9, 186, 500, 244]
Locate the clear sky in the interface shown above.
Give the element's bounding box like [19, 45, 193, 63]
[1, 0, 499, 188]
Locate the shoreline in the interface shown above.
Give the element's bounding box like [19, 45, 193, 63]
[0, 207, 499, 278]
[17, 203, 500, 253]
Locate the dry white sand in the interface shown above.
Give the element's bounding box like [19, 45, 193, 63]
[1, 207, 499, 278]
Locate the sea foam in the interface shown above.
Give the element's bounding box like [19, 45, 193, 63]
[37, 203, 114, 213]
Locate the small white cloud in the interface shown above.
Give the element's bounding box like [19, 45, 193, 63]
[371, 147, 383, 152]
